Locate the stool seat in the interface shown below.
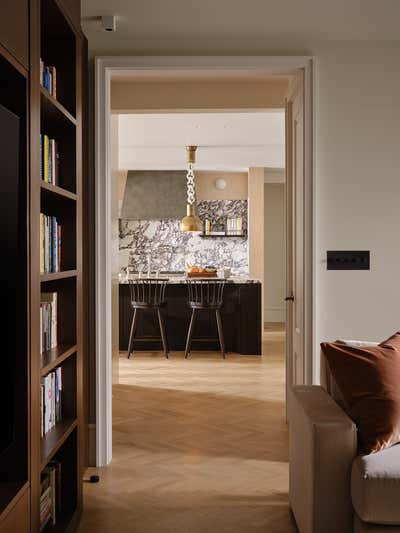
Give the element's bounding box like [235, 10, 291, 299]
[185, 279, 226, 359]
[127, 279, 169, 359]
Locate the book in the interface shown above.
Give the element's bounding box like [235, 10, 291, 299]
[40, 134, 60, 185]
[41, 366, 62, 435]
[40, 292, 58, 354]
[39, 214, 62, 273]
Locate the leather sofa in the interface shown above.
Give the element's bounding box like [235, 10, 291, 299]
[289, 341, 400, 533]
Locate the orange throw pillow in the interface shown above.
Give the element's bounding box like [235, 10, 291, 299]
[321, 332, 400, 454]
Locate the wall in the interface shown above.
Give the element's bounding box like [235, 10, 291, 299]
[111, 78, 288, 112]
[264, 183, 285, 322]
[314, 42, 400, 374]
[196, 171, 248, 200]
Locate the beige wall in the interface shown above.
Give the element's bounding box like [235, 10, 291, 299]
[264, 184, 285, 322]
[196, 171, 248, 200]
[111, 78, 288, 112]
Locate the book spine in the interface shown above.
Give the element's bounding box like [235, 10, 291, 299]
[52, 293, 57, 347]
[48, 139, 53, 185]
[55, 141, 60, 186]
[43, 135, 49, 183]
[57, 225, 61, 272]
[40, 213, 44, 273]
[52, 216, 57, 272]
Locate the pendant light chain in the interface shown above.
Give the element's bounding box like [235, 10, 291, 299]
[186, 162, 196, 205]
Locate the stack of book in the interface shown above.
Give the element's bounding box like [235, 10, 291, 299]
[40, 367, 62, 437]
[40, 292, 57, 355]
[226, 217, 243, 235]
[40, 214, 62, 273]
[40, 461, 62, 530]
[40, 59, 57, 98]
[40, 134, 60, 185]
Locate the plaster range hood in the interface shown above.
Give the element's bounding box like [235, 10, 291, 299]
[120, 170, 187, 220]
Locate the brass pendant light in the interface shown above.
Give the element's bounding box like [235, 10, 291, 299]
[180, 145, 202, 232]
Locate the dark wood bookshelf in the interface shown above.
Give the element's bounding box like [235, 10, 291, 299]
[40, 270, 78, 282]
[40, 181, 77, 201]
[40, 86, 77, 126]
[41, 344, 77, 375]
[0, 1, 86, 531]
[40, 418, 78, 469]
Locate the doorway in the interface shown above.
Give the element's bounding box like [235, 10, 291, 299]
[95, 56, 313, 467]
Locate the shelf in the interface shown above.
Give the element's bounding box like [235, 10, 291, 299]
[40, 86, 76, 126]
[0, 481, 29, 516]
[41, 345, 77, 376]
[200, 233, 247, 238]
[40, 181, 77, 201]
[41, 418, 77, 470]
[40, 270, 77, 282]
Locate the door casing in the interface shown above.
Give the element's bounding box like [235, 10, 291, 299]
[95, 56, 314, 466]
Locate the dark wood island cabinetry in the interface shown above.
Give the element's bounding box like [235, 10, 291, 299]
[119, 279, 262, 355]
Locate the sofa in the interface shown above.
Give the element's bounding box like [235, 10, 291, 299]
[289, 341, 400, 533]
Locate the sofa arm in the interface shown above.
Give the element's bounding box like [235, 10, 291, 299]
[289, 386, 357, 533]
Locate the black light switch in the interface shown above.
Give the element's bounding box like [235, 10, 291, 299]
[327, 251, 370, 270]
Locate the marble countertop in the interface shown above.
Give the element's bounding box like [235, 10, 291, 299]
[119, 274, 260, 284]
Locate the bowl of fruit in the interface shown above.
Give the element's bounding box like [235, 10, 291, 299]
[185, 263, 218, 278]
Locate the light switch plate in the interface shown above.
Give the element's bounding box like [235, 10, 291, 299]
[327, 251, 370, 270]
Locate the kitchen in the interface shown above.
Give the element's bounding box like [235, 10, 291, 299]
[115, 112, 285, 359]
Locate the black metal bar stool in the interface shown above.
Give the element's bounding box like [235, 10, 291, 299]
[127, 279, 169, 359]
[185, 279, 226, 359]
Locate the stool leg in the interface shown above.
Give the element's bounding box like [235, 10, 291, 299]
[185, 309, 197, 359]
[215, 309, 225, 359]
[157, 308, 169, 359]
[127, 308, 138, 359]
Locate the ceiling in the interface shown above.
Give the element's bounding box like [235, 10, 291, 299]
[117, 111, 285, 171]
[82, 0, 400, 55]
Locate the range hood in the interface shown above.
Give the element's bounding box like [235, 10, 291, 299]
[120, 170, 187, 220]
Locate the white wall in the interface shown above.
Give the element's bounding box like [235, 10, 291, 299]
[314, 42, 400, 379]
[264, 183, 285, 322]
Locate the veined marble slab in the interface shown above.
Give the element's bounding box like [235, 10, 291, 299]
[119, 199, 248, 275]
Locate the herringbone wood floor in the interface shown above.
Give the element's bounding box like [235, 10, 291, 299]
[78, 325, 297, 533]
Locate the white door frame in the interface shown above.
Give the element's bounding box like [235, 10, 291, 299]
[95, 56, 314, 466]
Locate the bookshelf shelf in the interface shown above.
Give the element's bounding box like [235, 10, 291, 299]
[40, 270, 77, 282]
[40, 419, 77, 470]
[40, 181, 77, 202]
[41, 345, 77, 376]
[40, 87, 76, 126]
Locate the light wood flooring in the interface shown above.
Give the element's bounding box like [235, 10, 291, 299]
[78, 325, 297, 533]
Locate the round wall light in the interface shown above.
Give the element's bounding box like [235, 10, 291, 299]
[215, 178, 227, 190]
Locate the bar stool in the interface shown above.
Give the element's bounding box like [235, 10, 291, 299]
[185, 279, 226, 359]
[127, 279, 169, 359]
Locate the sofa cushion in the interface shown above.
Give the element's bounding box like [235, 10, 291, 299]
[351, 444, 400, 525]
[321, 332, 400, 454]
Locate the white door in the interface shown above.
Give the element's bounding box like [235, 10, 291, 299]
[285, 72, 306, 394]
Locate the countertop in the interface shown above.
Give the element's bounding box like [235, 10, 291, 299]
[119, 274, 260, 284]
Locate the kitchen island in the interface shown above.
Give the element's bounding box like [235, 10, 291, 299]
[119, 276, 262, 355]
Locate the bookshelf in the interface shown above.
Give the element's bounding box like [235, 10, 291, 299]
[31, 0, 85, 531]
[0, 1, 86, 530]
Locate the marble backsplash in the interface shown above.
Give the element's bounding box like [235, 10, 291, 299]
[119, 200, 248, 275]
